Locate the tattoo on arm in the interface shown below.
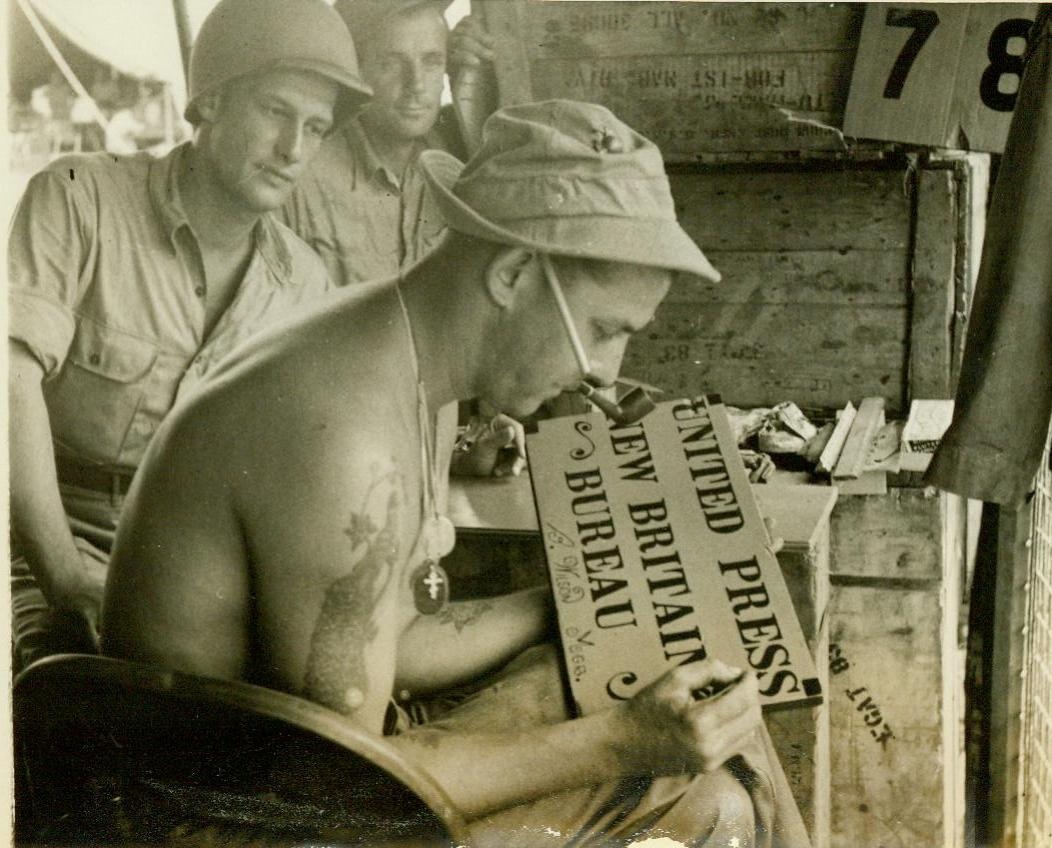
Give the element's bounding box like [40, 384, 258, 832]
[303, 485, 401, 715]
[436, 599, 494, 633]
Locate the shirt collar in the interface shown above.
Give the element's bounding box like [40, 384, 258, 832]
[344, 116, 434, 192]
[148, 142, 292, 286]
[255, 214, 293, 285]
[148, 142, 192, 246]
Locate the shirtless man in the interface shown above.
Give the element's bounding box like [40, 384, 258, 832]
[102, 101, 809, 847]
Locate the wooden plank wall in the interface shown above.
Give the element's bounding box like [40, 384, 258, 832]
[479, 3, 986, 415]
[480, 1, 865, 158]
[621, 165, 914, 412]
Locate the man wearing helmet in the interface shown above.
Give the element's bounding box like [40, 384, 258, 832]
[103, 101, 810, 848]
[8, 0, 371, 671]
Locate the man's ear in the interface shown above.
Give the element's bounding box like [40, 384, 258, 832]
[193, 91, 222, 125]
[483, 247, 535, 309]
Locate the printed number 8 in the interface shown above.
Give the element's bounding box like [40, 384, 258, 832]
[979, 19, 1032, 112]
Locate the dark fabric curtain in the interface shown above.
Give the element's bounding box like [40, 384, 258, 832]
[926, 6, 1052, 505]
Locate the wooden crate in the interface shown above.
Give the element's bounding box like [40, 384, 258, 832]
[478, 0, 990, 414]
[759, 486, 836, 848]
[619, 155, 987, 415]
[828, 489, 966, 848]
[478, 1, 868, 159]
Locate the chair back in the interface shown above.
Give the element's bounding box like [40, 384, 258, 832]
[14, 654, 468, 846]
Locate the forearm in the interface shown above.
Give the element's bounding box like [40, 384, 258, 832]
[388, 710, 625, 819]
[9, 344, 82, 598]
[395, 586, 554, 694]
[389, 659, 764, 819]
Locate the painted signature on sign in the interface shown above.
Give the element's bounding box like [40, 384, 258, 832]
[546, 522, 585, 603]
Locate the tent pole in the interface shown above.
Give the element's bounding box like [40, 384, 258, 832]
[173, 0, 193, 83]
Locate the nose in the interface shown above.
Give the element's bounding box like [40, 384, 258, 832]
[587, 339, 629, 390]
[405, 61, 428, 96]
[277, 121, 305, 165]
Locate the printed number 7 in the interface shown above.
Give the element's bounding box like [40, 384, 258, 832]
[883, 8, 940, 99]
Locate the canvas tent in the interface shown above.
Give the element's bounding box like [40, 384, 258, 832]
[8, 0, 219, 111]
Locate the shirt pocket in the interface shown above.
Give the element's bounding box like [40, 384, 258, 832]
[45, 318, 160, 466]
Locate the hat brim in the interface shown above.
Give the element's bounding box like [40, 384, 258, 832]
[418, 149, 720, 282]
[279, 57, 372, 126]
[336, 0, 456, 38]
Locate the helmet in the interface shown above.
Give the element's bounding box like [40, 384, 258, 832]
[186, 0, 371, 126]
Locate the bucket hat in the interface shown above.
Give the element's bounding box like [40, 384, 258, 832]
[418, 100, 720, 281]
[186, 0, 371, 126]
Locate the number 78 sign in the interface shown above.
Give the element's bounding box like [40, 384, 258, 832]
[844, 4, 1037, 152]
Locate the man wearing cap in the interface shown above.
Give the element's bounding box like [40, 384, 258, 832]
[280, 0, 495, 288]
[102, 101, 809, 847]
[8, 0, 371, 671]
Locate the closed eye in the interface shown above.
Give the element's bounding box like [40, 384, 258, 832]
[261, 100, 290, 119]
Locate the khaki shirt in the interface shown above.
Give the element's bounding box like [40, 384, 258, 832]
[8, 143, 332, 469]
[280, 116, 456, 288]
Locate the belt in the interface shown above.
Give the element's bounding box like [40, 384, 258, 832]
[54, 457, 135, 498]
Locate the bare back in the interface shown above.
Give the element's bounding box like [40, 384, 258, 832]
[102, 282, 454, 733]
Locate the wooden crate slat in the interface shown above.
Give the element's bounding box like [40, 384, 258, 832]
[910, 168, 959, 400]
[521, 2, 863, 58]
[623, 302, 909, 412]
[480, 1, 866, 156]
[833, 397, 886, 481]
[828, 584, 957, 848]
[670, 169, 911, 252]
[681, 251, 908, 308]
[828, 491, 965, 848]
[828, 489, 946, 580]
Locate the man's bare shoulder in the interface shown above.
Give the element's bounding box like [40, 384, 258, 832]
[153, 300, 413, 513]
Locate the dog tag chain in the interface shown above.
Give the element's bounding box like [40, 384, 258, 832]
[398, 283, 455, 614]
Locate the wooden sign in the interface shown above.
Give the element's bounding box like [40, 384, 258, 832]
[843, 4, 1038, 151]
[526, 396, 821, 714]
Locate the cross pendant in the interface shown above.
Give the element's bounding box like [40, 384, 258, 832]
[412, 559, 450, 615]
[423, 563, 445, 599]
